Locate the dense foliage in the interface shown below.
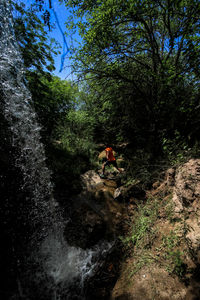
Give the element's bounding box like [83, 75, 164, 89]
[13, 1, 58, 73]
[63, 0, 200, 158]
[12, 0, 200, 184]
[12, 1, 93, 193]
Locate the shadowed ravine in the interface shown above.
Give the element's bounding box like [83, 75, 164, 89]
[0, 1, 113, 299]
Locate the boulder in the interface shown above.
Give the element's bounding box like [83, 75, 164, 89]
[80, 170, 104, 191]
[114, 184, 146, 202]
[64, 202, 107, 249]
[65, 170, 126, 248]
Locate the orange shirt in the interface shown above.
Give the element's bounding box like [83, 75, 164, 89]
[105, 147, 116, 161]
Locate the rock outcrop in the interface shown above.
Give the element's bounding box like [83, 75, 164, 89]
[173, 159, 200, 213]
[114, 184, 146, 202]
[111, 159, 200, 300]
[64, 170, 126, 249]
[172, 159, 200, 260]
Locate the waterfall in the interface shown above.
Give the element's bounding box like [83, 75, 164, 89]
[0, 0, 56, 235]
[0, 1, 112, 299]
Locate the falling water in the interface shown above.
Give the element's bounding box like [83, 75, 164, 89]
[0, 1, 112, 299]
[0, 0, 56, 242]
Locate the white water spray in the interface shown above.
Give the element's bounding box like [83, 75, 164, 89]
[0, 1, 112, 299]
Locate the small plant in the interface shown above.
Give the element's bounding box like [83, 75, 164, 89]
[129, 198, 159, 249]
[166, 250, 186, 277]
[162, 230, 180, 250]
[129, 251, 154, 277]
[162, 230, 187, 277]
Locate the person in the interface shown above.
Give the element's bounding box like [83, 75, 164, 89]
[100, 146, 122, 178]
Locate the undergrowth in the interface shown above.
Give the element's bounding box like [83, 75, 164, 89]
[121, 193, 188, 279]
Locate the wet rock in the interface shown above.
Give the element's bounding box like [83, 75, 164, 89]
[65, 170, 126, 249]
[84, 240, 123, 300]
[80, 170, 104, 191]
[114, 184, 146, 202]
[64, 203, 107, 249]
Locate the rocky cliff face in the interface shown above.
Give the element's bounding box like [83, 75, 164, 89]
[111, 159, 200, 300]
[172, 159, 200, 267]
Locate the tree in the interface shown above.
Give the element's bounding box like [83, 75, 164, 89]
[27, 73, 78, 140]
[12, 1, 73, 142]
[12, 1, 59, 73]
[62, 0, 200, 154]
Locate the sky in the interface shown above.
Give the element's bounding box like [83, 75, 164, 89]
[19, 0, 81, 80]
[48, 0, 77, 80]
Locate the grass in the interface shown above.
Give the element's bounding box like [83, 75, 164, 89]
[129, 251, 155, 277]
[161, 230, 186, 277]
[121, 192, 188, 279]
[131, 198, 159, 248]
[121, 197, 159, 250]
[120, 197, 161, 277]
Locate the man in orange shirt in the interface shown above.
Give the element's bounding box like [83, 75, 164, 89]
[100, 146, 122, 178]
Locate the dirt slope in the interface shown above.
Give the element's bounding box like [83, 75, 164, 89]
[111, 159, 200, 300]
